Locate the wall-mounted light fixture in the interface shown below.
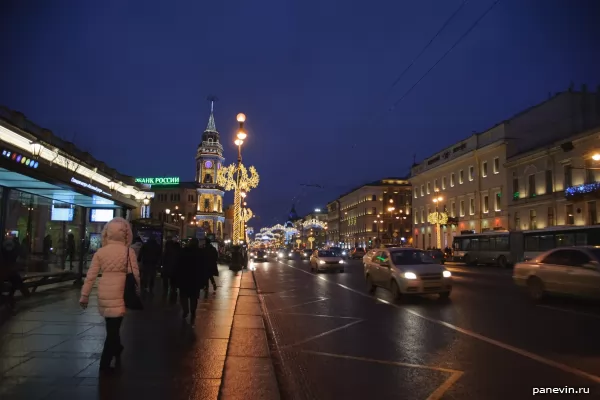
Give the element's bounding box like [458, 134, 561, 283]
[30, 140, 43, 159]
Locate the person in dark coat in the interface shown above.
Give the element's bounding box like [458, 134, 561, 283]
[1, 236, 29, 312]
[43, 235, 52, 261]
[162, 239, 180, 302]
[241, 247, 249, 270]
[138, 237, 162, 293]
[229, 246, 243, 273]
[174, 238, 204, 325]
[66, 233, 76, 270]
[203, 238, 219, 294]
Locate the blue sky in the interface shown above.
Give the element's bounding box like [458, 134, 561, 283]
[1, 0, 598, 227]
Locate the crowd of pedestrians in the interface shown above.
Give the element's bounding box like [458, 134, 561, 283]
[78, 217, 236, 373]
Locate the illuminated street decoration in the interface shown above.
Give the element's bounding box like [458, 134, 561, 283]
[135, 177, 180, 185]
[218, 163, 260, 243]
[428, 211, 448, 249]
[302, 218, 327, 229]
[2, 149, 39, 169]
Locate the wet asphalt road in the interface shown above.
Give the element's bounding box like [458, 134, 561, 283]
[251, 257, 600, 400]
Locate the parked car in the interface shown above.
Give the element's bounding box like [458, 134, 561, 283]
[364, 248, 452, 300]
[513, 246, 600, 301]
[310, 250, 345, 273]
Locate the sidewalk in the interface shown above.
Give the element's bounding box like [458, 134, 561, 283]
[0, 265, 279, 400]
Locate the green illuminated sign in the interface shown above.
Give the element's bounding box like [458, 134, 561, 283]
[135, 177, 180, 185]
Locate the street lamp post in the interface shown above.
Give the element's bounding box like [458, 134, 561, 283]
[142, 197, 150, 218]
[387, 199, 395, 245]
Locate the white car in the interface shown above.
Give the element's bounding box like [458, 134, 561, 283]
[513, 246, 600, 301]
[310, 250, 345, 273]
[364, 247, 452, 299]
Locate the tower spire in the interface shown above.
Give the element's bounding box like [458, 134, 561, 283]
[205, 95, 218, 132]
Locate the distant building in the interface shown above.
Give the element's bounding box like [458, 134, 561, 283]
[149, 182, 200, 237]
[296, 208, 328, 248]
[336, 178, 412, 249]
[410, 86, 600, 249]
[326, 200, 340, 245]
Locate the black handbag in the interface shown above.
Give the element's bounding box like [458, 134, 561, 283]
[124, 248, 143, 310]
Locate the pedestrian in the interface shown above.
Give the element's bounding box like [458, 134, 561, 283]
[79, 217, 140, 372]
[242, 247, 249, 270]
[130, 236, 143, 259]
[138, 236, 161, 294]
[229, 245, 243, 273]
[66, 233, 76, 270]
[1, 236, 29, 314]
[173, 238, 204, 325]
[43, 234, 52, 261]
[203, 238, 219, 295]
[162, 238, 180, 301]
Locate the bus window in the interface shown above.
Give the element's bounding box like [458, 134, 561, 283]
[556, 233, 574, 247]
[467, 238, 479, 251]
[538, 235, 554, 251]
[454, 238, 470, 251]
[496, 236, 509, 251]
[575, 233, 587, 246]
[525, 236, 538, 252]
[479, 237, 491, 251]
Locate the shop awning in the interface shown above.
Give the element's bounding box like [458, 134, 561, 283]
[0, 168, 119, 208]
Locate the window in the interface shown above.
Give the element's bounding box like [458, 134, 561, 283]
[451, 201, 456, 217]
[426, 182, 431, 194]
[547, 207, 554, 227]
[513, 177, 519, 201]
[372, 223, 377, 232]
[372, 207, 377, 215]
[468, 166, 474, 181]
[450, 173, 455, 187]
[459, 200, 465, 217]
[469, 198, 475, 215]
[588, 201, 597, 225]
[482, 161, 488, 177]
[528, 174, 536, 198]
[434, 179, 438, 191]
[566, 204, 574, 225]
[459, 170, 464, 184]
[545, 170, 553, 194]
[414, 209, 418, 224]
[483, 196, 489, 213]
[495, 192, 501, 211]
[414, 188, 418, 199]
[442, 176, 447, 190]
[371, 195, 377, 201]
[493, 157, 500, 174]
[420, 209, 424, 223]
[529, 209, 537, 229]
[564, 164, 572, 188]
[514, 211, 520, 230]
[585, 160, 594, 184]
[420, 185, 424, 196]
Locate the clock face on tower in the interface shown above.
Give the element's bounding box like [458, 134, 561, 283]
[204, 160, 213, 169]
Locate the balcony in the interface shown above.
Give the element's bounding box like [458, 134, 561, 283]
[565, 182, 600, 200]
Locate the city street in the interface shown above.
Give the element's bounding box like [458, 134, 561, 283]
[252, 257, 600, 400]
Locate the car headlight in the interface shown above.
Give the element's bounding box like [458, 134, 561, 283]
[339, 260, 344, 264]
[288, 253, 293, 257]
[443, 270, 451, 278]
[319, 260, 325, 264]
[278, 253, 283, 257]
[404, 272, 417, 280]
[342, 251, 347, 256]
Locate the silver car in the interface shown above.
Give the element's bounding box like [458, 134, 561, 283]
[364, 248, 452, 300]
[310, 250, 345, 273]
[513, 246, 600, 301]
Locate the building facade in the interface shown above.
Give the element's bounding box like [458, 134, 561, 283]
[147, 181, 199, 237]
[295, 208, 328, 249]
[506, 125, 600, 230]
[326, 200, 340, 245]
[223, 204, 234, 242]
[195, 103, 226, 238]
[410, 87, 600, 249]
[338, 178, 412, 249]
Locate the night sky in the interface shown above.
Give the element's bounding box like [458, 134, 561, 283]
[1, 0, 599, 228]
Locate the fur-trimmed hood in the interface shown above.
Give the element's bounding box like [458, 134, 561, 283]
[101, 217, 133, 247]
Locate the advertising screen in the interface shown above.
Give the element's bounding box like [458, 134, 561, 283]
[51, 202, 74, 222]
[90, 209, 115, 223]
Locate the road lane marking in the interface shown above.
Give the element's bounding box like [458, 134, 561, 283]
[301, 350, 464, 400]
[278, 260, 600, 385]
[278, 319, 364, 350]
[272, 312, 360, 319]
[270, 297, 328, 312]
[537, 305, 600, 320]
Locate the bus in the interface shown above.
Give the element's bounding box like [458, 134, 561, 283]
[452, 231, 512, 268]
[452, 225, 600, 267]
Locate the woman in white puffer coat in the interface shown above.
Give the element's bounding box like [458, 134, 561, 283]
[79, 217, 140, 372]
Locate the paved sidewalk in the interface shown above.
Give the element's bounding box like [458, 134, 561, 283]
[0, 265, 256, 400]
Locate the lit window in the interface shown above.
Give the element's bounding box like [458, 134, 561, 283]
[434, 179, 438, 191]
[420, 185, 424, 196]
[459, 170, 464, 184]
[482, 161, 488, 178]
[414, 188, 418, 199]
[469, 198, 475, 215]
[426, 182, 431, 194]
[495, 193, 501, 211]
[459, 200, 465, 217]
[442, 177, 446, 190]
[493, 157, 500, 174]
[469, 166, 474, 181]
[483, 196, 489, 213]
[451, 173, 455, 187]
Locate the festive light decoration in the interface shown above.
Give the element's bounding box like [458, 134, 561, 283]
[428, 211, 448, 249]
[565, 182, 600, 198]
[218, 163, 260, 244]
[302, 218, 327, 229]
[308, 236, 315, 249]
[2, 150, 39, 169]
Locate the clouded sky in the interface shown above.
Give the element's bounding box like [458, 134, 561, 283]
[1, 0, 599, 228]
